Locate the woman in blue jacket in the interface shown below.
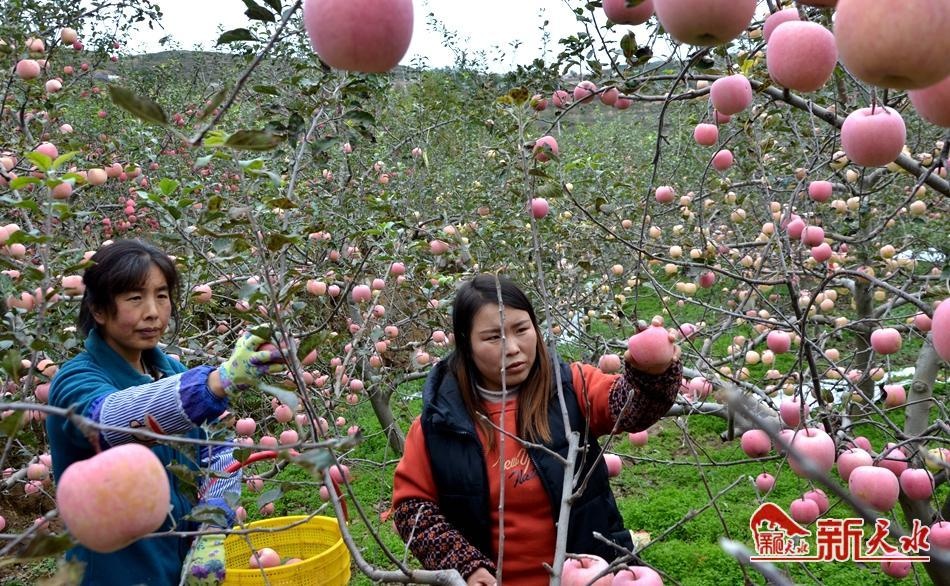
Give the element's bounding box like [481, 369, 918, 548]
[46, 239, 284, 585]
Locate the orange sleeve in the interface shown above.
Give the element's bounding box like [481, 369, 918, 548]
[392, 417, 439, 506]
[570, 362, 620, 437]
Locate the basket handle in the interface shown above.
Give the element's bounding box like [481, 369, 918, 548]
[201, 449, 350, 522]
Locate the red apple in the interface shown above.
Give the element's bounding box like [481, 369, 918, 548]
[627, 326, 674, 374]
[930, 521, 950, 549]
[235, 417, 257, 436]
[531, 197, 550, 219]
[880, 554, 912, 579]
[870, 328, 902, 355]
[562, 554, 613, 586]
[598, 354, 623, 373]
[786, 428, 835, 477]
[552, 90, 571, 109]
[653, 0, 756, 46]
[803, 489, 829, 514]
[898, 468, 934, 500]
[611, 566, 664, 585]
[604, 453, 623, 478]
[932, 299, 950, 361]
[740, 429, 771, 458]
[56, 444, 170, 553]
[786, 218, 805, 240]
[654, 186, 675, 203]
[755, 472, 775, 493]
[836, 448, 873, 482]
[712, 149, 733, 171]
[808, 181, 833, 202]
[249, 547, 281, 568]
[876, 443, 908, 476]
[710, 75, 753, 115]
[767, 22, 837, 92]
[882, 384, 906, 408]
[779, 397, 809, 427]
[693, 123, 718, 146]
[698, 271, 716, 288]
[766, 331, 791, 354]
[574, 81, 598, 104]
[302, 0, 413, 73]
[849, 465, 899, 511]
[15, 59, 41, 79]
[628, 431, 649, 446]
[801, 225, 825, 247]
[789, 497, 820, 524]
[603, 0, 654, 25]
[833, 0, 950, 89]
[600, 87, 619, 106]
[908, 75, 950, 127]
[533, 135, 559, 162]
[762, 8, 799, 43]
[841, 106, 906, 167]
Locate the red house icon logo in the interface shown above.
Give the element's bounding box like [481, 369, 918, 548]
[750, 502, 811, 543]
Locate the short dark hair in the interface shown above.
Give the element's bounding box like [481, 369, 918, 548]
[448, 274, 552, 447]
[77, 239, 180, 337]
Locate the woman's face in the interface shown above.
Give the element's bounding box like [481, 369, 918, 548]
[469, 304, 538, 391]
[94, 263, 171, 369]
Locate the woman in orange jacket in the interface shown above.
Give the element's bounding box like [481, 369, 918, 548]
[391, 274, 682, 585]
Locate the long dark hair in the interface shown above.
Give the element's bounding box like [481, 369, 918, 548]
[448, 274, 552, 449]
[78, 239, 180, 337]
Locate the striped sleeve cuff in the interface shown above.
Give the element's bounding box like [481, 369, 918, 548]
[200, 443, 241, 501]
[181, 366, 229, 424]
[98, 373, 194, 447]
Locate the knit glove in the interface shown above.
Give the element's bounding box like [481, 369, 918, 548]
[217, 333, 284, 393]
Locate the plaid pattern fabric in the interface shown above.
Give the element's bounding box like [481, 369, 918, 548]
[392, 498, 496, 579]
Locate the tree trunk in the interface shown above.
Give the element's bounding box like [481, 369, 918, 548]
[370, 386, 405, 455]
[900, 337, 949, 586]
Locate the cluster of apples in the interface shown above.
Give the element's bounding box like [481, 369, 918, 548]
[563, 553, 664, 585]
[248, 547, 303, 569]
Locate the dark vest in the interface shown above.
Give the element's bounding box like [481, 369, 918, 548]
[420, 357, 634, 561]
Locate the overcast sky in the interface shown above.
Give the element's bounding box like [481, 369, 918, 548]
[126, 0, 637, 71]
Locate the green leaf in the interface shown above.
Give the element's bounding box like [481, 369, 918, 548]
[198, 86, 229, 121]
[252, 85, 280, 96]
[291, 449, 334, 476]
[9, 176, 41, 190]
[25, 152, 52, 172]
[52, 152, 78, 169]
[158, 178, 180, 196]
[193, 155, 213, 169]
[107, 85, 168, 126]
[224, 130, 282, 151]
[166, 464, 200, 504]
[345, 110, 376, 126]
[620, 33, 636, 61]
[265, 197, 297, 209]
[244, 2, 276, 22]
[186, 503, 229, 527]
[216, 28, 256, 44]
[259, 383, 298, 411]
[264, 232, 297, 251]
[256, 486, 283, 509]
[0, 410, 24, 437]
[17, 533, 73, 560]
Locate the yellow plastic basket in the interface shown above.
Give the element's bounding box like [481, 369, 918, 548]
[221, 515, 350, 586]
